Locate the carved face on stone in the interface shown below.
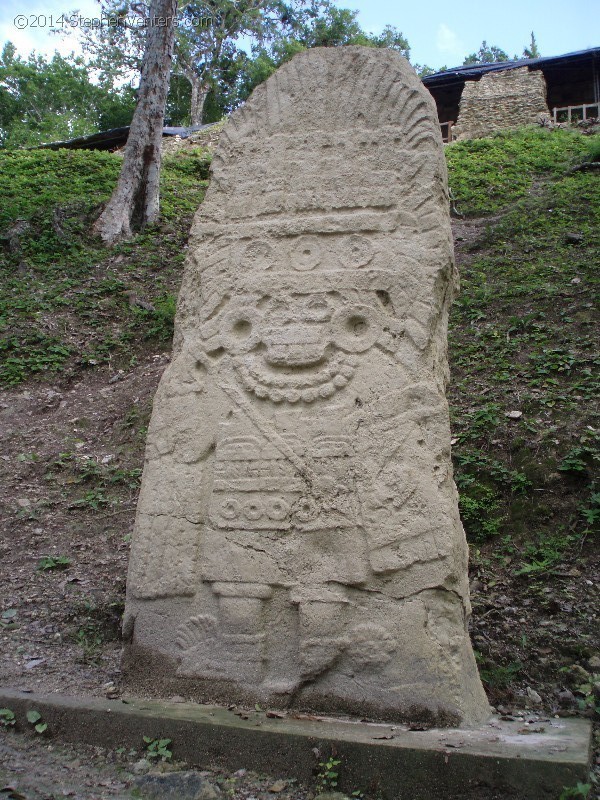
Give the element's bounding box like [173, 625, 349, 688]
[216, 290, 383, 403]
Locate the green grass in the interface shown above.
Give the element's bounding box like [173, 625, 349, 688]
[446, 126, 599, 574]
[0, 146, 210, 386]
[447, 127, 597, 216]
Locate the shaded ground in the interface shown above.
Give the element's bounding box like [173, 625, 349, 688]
[0, 729, 313, 800]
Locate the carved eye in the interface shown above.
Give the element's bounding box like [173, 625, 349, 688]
[332, 305, 381, 353]
[346, 314, 369, 336]
[232, 319, 252, 338]
[221, 307, 261, 354]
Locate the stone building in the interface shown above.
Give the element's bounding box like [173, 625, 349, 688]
[423, 47, 600, 141]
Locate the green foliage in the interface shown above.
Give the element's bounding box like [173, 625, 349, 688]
[143, 736, 173, 761]
[573, 672, 600, 717]
[0, 149, 119, 226]
[71, 597, 124, 662]
[522, 32, 540, 60]
[44, 452, 142, 513]
[446, 128, 597, 216]
[37, 555, 72, 571]
[75, 621, 105, 661]
[0, 43, 135, 149]
[475, 652, 522, 688]
[447, 126, 599, 576]
[513, 529, 583, 576]
[558, 430, 600, 476]
[559, 784, 592, 800]
[459, 484, 503, 542]
[0, 146, 208, 386]
[463, 40, 509, 66]
[131, 293, 177, 341]
[0, 708, 15, 726]
[238, 4, 409, 101]
[0, 336, 73, 386]
[316, 756, 341, 793]
[26, 709, 48, 734]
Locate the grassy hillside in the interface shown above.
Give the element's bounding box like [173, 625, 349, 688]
[445, 129, 599, 718]
[0, 147, 210, 386]
[0, 127, 598, 735]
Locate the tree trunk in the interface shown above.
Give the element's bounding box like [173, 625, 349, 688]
[188, 73, 209, 126]
[93, 0, 178, 244]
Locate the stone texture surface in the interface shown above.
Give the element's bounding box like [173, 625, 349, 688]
[453, 67, 550, 140]
[123, 46, 489, 725]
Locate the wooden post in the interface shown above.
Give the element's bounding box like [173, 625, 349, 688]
[568, 106, 572, 123]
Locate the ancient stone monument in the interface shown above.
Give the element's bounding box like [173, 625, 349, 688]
[453, 67, 550, 140]
[123, 47, 490, 726]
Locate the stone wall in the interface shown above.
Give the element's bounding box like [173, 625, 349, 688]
[453, 67, 550, 140]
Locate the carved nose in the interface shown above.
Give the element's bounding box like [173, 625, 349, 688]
[264, 325, 326, 366]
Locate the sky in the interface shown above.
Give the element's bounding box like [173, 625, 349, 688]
[0, 0, 598, 71]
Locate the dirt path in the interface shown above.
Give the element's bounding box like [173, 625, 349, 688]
[0, 729, 314, 800]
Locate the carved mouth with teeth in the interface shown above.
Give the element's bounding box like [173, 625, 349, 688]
[217, 293, 381, 403]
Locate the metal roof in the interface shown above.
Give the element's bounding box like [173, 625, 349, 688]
[36, 123, 216, 151]
[422, 46, 600, 88]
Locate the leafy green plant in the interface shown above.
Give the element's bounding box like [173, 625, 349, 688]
[559, 783, 592, 799]
[579, 490, 600, 527]
[316, 756, 341, 793]
[143, 736, 173, 761]
[0, 708, 16, 727]
[37, 555, 71, 571]
[75, 622, 104, 662]
[573, 673, 600, 717]
[68, 488, 109, 511]
[474, 653, 522, 689]
[26, 709, 47, 734]
[514, 528, 583, 576]
[459, 484, 504, 543]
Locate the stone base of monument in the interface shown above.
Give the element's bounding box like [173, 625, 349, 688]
[0, 689, 591, 799]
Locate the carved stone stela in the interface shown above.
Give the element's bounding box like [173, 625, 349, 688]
[123, 47, 490, 725]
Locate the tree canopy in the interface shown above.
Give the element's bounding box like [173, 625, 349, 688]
[0, 42, 135, 147]
[463, 41, 510, 66]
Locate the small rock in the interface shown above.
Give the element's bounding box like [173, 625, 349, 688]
[267, 780, 287, 793]
[24, 658, 46, 670]
[314, 794, 351, 800]
[505, 410, 522, 420]
[16, 498, 31, 507]
[526, 687, 542, 705]
[233, 769, 247, 778]
[557, 689, 576, 707]
[570, 665, 590, 682]
[564, 232, 583, 245]
[132, 758, 152, 775]
[135, 771, 220, 799]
